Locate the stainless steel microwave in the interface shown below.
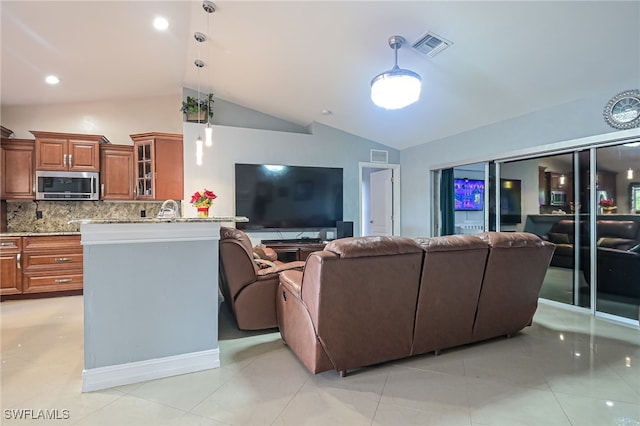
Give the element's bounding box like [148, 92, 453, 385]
[35, 170, 100, 200]
[550, 190, 567, 206]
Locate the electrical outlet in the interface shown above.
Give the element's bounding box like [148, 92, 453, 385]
[36, 210, 43, 219]
[140, 210, 146, 218]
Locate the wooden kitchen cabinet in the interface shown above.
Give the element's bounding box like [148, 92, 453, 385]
[0, 237, 22, 295]
[21, 235, 83, 293]
[100, 144, 134, 200]
[1, 138, 35, 200]
[31, 131, 108, 172]
[130, 132, 183, 200]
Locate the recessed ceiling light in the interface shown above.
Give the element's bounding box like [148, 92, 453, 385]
[45, 75, 60, 85]
[153, 17, 169, 31]
[321, 109, 332, 116]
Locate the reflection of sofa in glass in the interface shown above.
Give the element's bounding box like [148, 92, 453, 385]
[544, 219, 640, 300]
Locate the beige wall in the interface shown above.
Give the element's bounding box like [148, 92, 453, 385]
[1, 94, 182, 144]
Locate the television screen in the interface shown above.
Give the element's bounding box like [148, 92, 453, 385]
[454, 178, 485, 211]
[235, 163, 343, 231]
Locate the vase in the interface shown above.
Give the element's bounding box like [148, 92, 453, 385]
[197, 207, 209, 218]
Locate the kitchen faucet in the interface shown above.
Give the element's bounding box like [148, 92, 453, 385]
[157, 199, 180, 219]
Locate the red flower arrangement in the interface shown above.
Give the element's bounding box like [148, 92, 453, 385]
[599, 198, 615, 208]
[190, 189, 217, 208]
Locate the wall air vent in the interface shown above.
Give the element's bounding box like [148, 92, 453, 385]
[370, 149, 389, 163]
[412, 31, 452, 57]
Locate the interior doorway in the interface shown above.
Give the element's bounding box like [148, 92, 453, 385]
[359, 162, 400, 236]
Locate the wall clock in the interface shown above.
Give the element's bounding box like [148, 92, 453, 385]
[603, 89, 640, 130]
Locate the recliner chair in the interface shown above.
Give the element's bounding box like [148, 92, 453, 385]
[219, 227, 304, 330]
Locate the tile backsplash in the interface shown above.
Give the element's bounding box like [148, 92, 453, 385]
[5, 200, 180, 233]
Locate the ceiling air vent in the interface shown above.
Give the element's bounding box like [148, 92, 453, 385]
[370, 149, 389, 163]
[412, 31, 452, 57]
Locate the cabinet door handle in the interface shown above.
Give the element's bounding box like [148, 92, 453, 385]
[55, 278, 72, 283]
[69, 154, 73, 167]
[63, 154, 67, 166]
[54, 257, 72, 262]
[101, 183, 105, 197]
[17, 253, 21, 270]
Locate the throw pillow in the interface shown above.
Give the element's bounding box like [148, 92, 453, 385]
[548, 232, 571, 244]
[253, 258, 275, 269]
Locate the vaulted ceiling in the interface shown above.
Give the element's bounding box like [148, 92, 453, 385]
[2, 1, 639, 150]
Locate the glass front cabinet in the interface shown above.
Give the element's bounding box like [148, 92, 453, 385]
[130, 132, 184, 201]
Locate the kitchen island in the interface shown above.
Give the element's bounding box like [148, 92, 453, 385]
[77, 217, 247, 392]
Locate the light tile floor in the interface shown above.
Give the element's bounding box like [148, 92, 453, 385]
[1, 296, 639, 425]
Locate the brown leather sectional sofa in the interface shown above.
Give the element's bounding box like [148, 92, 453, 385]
[276, 232, 555, 376]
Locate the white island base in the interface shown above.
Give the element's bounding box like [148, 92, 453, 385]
[79, 220, 228, 392]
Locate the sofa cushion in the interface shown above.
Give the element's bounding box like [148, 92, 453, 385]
[597, 237, 637, 251]
[596, 220, 639, 240]
[547, 232, 572, 245]
[477, 231, 548, 248]
[414, 235, 488, 252]
[324, 236, 422, 258]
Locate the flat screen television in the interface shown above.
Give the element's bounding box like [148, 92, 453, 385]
[235, 163, 343, 231]
[454, 178, 485, 211]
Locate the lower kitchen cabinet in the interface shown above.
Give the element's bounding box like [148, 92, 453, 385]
[0, 237, 22, 295]
[0, 234, 83, 296]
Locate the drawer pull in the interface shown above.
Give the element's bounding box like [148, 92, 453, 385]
[1, 242, 15, 247]
[55, 257, 72, 262]
[17, 253, 21, 270]
[54, 278, 73, 283]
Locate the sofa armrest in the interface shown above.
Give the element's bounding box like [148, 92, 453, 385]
[279, 269, 304, 298]
[257, 260, 305, 277]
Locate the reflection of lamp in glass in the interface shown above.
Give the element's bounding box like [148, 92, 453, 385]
[628, 168, 634, 180]
[559, 174, 566, 186]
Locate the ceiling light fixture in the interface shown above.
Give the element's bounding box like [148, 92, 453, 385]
[153, 17, 169, 31]
[203, 0, 216, 147]
[371, 35, 422, 110]
[45, 75, 60, 85]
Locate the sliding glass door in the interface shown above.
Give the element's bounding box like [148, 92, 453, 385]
[432, 139, 640, 323]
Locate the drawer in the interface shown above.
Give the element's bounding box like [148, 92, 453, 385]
[0, 237, 22, 251]
[22, 271, 83, 293]
[22, 251, 83, 271]
[23, 235, 81, 251]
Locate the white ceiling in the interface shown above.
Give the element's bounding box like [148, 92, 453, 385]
[2, 1, 639, 150]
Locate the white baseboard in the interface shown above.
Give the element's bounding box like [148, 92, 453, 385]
[82, 348, 220, 392]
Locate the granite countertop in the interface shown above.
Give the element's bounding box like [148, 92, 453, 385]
[1, 231, 81, 237]
[68, 216, 249, 224]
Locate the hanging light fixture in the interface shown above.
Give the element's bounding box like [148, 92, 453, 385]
[371, 35, 422, 110]
[203, 0, 215, 147]
[194, 57, 205, 166]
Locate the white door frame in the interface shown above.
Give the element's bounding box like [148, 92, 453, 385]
[359, 162, 401, 236]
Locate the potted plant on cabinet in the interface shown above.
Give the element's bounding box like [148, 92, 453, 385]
[181, 93, 214, 122]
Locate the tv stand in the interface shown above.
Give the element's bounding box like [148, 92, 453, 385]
[261, 240, 326, 262]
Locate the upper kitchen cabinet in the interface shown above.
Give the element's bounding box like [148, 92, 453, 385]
[100, 144, 134, 200]
[1, 138, 35, 200]
[31, 131, 108, 172]
[129, 132, 183, 200]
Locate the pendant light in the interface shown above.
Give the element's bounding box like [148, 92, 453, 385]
[203, 0, 215, 147]
[371, 35, 422, 110]
[194, 57, 205, 166]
